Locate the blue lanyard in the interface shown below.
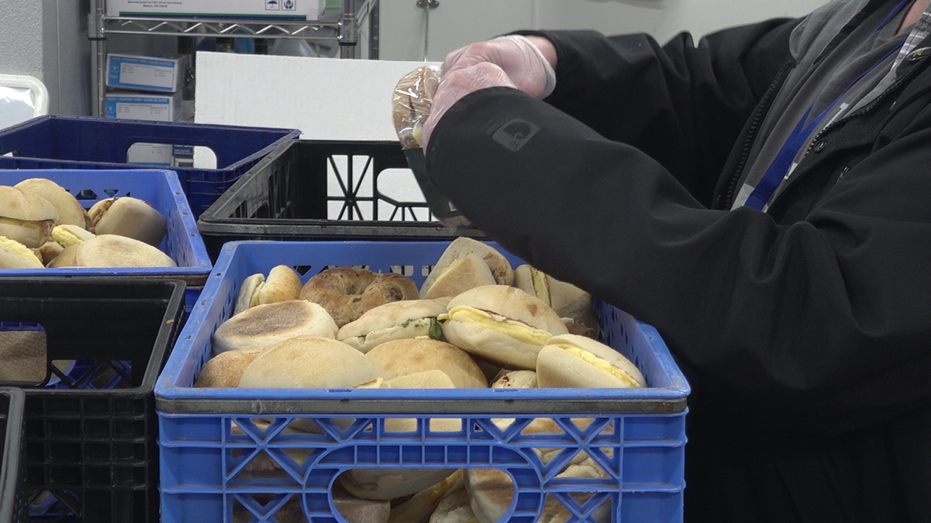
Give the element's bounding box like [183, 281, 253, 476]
[743, 0, 911, 210]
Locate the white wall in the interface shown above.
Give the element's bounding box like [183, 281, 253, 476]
[378, 0, 827, 62]
[0, 0, 91, 117]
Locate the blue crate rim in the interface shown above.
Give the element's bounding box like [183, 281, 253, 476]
[0, 115, 300, 174]
[155, 240, 690, 415]
[0, 168, 212, 282]
[3, 277, 187, 398]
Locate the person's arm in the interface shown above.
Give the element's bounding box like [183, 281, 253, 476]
[424, 37, 931, 438]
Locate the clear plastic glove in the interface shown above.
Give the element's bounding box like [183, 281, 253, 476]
[442, 35, 556, 99]
[422, 62, 517, 149]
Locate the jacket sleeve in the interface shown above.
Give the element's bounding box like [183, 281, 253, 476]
[514, 20, 797, 205]
[424, 23, 931, 436]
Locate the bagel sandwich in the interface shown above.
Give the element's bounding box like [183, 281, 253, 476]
[420, 238, 514, 299]
[233, 264, 303, 316]
[213, 300, 339, 355]
[514, 264, 599, 338]
[0, 185, 59, 248]
[87, 196, 167, 246]
[300, 266, 420, 328]
[14, 178, 87, 228]
[0, 236, 44, 268]
[536, 334, 645, 388]
[440, 285, 568, 370]
[47, 234, 176, 268]
[337, 299, 448, 353]
[365, 338, 488, 389]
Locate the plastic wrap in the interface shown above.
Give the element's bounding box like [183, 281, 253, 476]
[392, 66, 479, 233]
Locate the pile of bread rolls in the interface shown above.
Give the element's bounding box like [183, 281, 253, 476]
[202, 237, 645, 523]
[0, 177, 174, 269]
[200, 236, 645, 392]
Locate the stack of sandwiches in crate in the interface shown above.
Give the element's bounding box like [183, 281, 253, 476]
[0, 177, 173, 270]
[195, 237, 646, 523]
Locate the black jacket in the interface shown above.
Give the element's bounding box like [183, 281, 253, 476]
[424, 1, 931, 521]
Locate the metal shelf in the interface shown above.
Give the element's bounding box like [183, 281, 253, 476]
[89, 0, 379, 116]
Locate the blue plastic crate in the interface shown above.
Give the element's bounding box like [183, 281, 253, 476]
[0, 169, 211, 288]
[0, 115, 300, 218]
[156, 241, 690, 523]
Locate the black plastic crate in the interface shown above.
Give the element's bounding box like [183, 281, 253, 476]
[196, 139, 485, 259]
[0, 278, 186, 523]
[1, 388, 26, 523]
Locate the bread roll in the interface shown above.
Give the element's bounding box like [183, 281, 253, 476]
[233, 265, 303, 316]
[213, 300, 339, 355]
[441, 285, 568, 370]
[14, 178, 87, 228]
[490, 370, 537, 389]
[536, 334, 645, 388]
[365, 338, 487, 389]
[238, 336, 379, 389]
[0, 185, 58, 248]
[340, 467, 460, 502]
[47, 234, 176, 268]
[423, 253, 498, 301]
[388, 470, 464, 523]
[338, 299, 448, 353]
[87, 196, 167, 246]
[514, 265, 599, 338]
[420, 238, 514, 299]
[427, 487, 476, 523]
[194, 347, 266, 387]
[0, 236, 44, 268]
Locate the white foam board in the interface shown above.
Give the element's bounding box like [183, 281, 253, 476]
[194, 52, 438, 141]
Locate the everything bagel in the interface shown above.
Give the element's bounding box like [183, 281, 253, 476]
[299, 267, 420, 327]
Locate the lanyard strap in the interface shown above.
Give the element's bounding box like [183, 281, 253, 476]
[743, 0, 912, 210]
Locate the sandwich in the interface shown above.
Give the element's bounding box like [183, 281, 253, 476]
[0, 236, 44, 268]
[212, 300, 339, 355]
[427, 487, 476, 523]
[489, 369, 537, 389]
[237, 335, 380, 389]
[0, 185, 59, 248]
[514, 264, 599, 338]
[365, 338, 488, 389]
[87, 196, 167, 246]
[47, 234, 176, 268]
[340, 467, 460, 503]
[440, 285, 568, 370]
[337, 299, 448, 353]
[233, 264, 303, 316]
[420, 238, 514, 299]
[388, 470, 464, 523]
[14, 178, 87, 228]
[535, 334, 646, 389]
[51, 224, 95, 246]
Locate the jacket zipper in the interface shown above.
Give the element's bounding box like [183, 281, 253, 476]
[719, 0, 888, 210]
[802, 53, 929, 157]
[720, 60, 793, 210]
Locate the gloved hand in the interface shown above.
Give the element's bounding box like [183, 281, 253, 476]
[442, 35, 556, 99]
[422, 62, 516, 149]
[422, 35, 556, 149]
